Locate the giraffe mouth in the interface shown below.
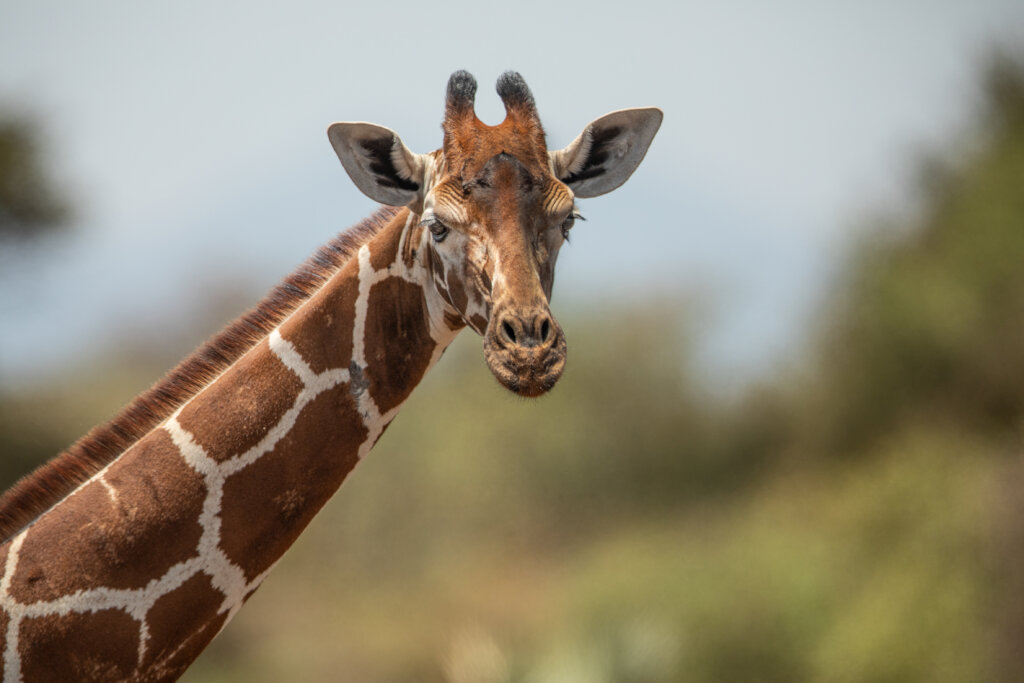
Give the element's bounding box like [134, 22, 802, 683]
[482, 316, 567, 397]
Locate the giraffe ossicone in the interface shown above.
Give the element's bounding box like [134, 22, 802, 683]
[0, 71, 661, 681]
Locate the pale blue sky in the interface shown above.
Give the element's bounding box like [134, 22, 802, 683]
[2, 1, 1023, 387]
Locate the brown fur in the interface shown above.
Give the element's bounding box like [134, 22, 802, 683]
[0, 206, 401, 542]
[20, 609, 139, 681]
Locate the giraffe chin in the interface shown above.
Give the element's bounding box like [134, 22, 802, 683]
[482, 331, 567, 398]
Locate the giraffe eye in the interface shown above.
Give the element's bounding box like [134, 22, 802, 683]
[425, 217, 450, 243]
[561, 210, 584, 239]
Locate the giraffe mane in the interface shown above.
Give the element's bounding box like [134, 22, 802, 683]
[0, 206, 402, 542]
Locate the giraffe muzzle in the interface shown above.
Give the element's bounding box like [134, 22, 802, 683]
[483, 307, 566, 397]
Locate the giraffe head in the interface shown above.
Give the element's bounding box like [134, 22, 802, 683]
[328, 71, 661, 397]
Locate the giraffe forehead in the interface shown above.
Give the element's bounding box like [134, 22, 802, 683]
[446, 118, 548, 177]
[432, 153, 570, 225]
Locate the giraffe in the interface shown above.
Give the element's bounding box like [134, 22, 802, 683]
[0, 71, 661, 681]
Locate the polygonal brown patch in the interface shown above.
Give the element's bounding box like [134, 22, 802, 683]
[363, 277, 436, 414]
[218, 383, 366, 581]
[402, 223, 424, 270]
[20, 608, 139, 682]
[144, 611, 227, 682]
[469, 313, 488, 333]
[177, 339, 303, 463]
[142, 571, 227, 676]
[369, 219, 403, 271]
[445, 267, 469, 315]
[10, 430, 205, 603]
[281, 259, 360, 376]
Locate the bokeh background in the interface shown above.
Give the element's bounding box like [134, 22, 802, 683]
[3, 2, 1024, 681]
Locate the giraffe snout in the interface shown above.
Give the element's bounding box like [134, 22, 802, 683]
[483, 305, 566, 397]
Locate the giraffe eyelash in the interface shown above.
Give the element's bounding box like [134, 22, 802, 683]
[561, 210, 584, 240]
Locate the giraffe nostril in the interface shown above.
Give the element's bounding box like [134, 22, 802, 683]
[540, 318, 550, 343]
[502, 320, 517, 344]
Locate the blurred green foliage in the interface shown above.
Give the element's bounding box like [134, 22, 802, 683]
[3, 52, 1024, 682]
[809, 52, 1024, 454]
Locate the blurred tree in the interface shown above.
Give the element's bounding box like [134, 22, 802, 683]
[809, 51, 1024, 454]
[0, 109, 73, 485]
[0, 394, 76, 491]
[0, 112, 70, 240]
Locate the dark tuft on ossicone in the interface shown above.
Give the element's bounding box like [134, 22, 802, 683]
[496, 71, 535, 109]
[446, 70, 478, 110]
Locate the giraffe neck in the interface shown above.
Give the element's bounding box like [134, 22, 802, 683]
[0, 208, 460, 681]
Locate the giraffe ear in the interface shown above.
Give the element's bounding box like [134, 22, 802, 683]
[327, 122, 429, 207]
[550, 108, 663, 198]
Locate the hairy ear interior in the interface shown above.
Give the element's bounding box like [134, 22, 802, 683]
[327, 122, 428, 206]
[551, 108, 663, 198]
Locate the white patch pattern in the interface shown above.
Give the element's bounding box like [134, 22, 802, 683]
[0, 217, 459, 682]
